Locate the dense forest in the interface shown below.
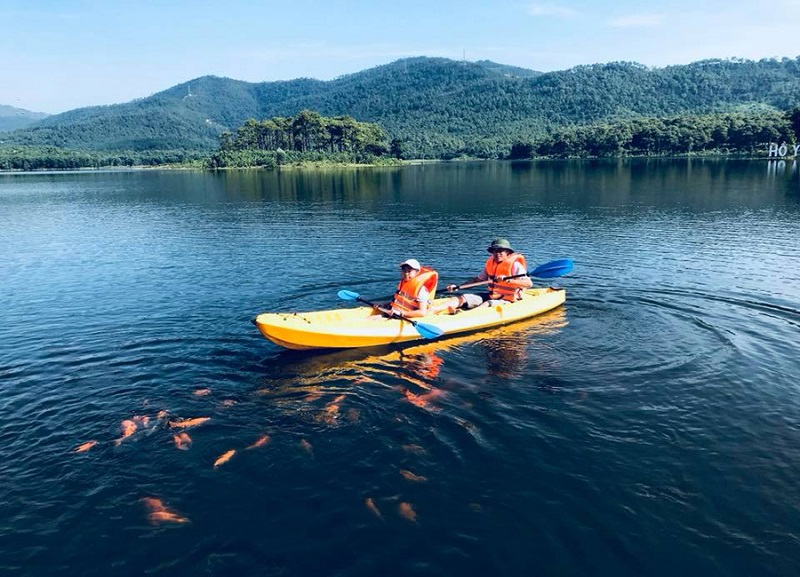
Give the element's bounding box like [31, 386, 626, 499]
[0, 146, 205, 171]
[206, 111, 394, 168]
[2, 57, 800, 168]
[515, 109, 800, 158]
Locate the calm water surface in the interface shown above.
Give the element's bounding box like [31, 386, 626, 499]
[1, 160, 799, 576]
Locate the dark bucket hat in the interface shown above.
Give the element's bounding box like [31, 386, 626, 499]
[487, 238, 514, 253]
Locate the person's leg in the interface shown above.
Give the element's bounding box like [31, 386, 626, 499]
[431, 296, 461, 314]
[433, 292, 491, 314]
[460, 293, 487, 309]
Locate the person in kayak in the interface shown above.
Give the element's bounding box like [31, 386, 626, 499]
[434, 238, 532, 313]
[374, 258, 439, 318]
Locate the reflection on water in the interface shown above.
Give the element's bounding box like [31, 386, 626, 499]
[260, 306, 568, 386]
[253, 308, 569, 426]
[766, 159, 800, 178]
[482, 335, 530, 379]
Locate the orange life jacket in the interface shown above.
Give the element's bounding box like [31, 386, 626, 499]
[392, 267, 438, 314]
[485, 253, 527, 302]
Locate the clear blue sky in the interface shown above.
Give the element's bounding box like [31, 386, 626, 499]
[2, 0, 799, 114]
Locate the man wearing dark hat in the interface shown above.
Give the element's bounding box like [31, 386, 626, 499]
[434, 238, 532, 312]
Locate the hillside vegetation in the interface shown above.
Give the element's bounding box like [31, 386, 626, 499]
[0, 105, 49, 133]
[2, 56, 800, 165]
[207, 111, 393, 168]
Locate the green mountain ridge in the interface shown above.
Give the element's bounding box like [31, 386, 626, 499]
[0, 105, 49, 133]
[4, 56, 800, 157]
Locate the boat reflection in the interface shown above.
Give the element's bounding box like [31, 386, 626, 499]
[255, 306, 568, 391]
[252, 306, 568, 425]
[481, 333, 530, 379]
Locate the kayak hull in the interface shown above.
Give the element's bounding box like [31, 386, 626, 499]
[253, 287, 566, 350]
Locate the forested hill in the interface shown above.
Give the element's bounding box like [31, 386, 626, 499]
[0, 105, 49, 133]
[5, 56, 800, 157]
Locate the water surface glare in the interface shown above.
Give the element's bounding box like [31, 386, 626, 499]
[1, 160, 799, 576]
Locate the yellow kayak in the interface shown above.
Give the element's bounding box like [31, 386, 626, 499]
[253, 287, 566, 350]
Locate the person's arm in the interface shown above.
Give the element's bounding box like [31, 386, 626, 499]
[447, 270, 488, 292]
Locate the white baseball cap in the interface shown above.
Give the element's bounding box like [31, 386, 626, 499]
[399, 258, 421, 270]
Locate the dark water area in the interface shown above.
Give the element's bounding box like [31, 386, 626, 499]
[1, 159, 799, 576]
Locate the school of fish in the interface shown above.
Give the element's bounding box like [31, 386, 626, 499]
[71, 353, 449, 528]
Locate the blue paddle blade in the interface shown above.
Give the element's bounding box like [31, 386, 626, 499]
[337, 289, 360, 301]
[414, 321, 445, 339]
[530, 258, 573, 279]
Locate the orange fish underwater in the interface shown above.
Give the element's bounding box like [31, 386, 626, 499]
[132, 415, 150, 427]
[403, 389, 428, 408]
[168, 417, 210, 429]
[148, 510, 189, 524]
[401, 444, 427, 455]
[173, 432, 192, 450]
[141, 497, 189, 525]
[399, 469, 428, 483]
[365, 497, 383, 520]
[141, 497, 165, 511]
[398, 502, 417, 523]
[213, 449, 236, 468]
[403, 388, 444, 410]
[74, 440, 98, 453]
[113, 419, 138, 445]
[317, 402, 341, 424]
[246, 435, 271, 449]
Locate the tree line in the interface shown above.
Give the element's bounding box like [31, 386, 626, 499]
[209, 108, 800, 166]
[0, 146, 204, 171]
[509, 109, 800, 159]
[206, 110, 395, 168]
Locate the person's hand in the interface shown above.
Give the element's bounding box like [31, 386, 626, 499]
[446, 284, 458, 292]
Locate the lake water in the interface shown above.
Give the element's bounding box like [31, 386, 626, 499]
[1, 160, 799, 576]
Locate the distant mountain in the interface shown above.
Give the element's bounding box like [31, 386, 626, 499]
[4, 56, 800, 157]
[0, 105, 49, 133]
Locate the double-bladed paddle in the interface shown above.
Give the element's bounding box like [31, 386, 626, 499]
[336, 290, 445, 340]
[452, 258, 574, 291]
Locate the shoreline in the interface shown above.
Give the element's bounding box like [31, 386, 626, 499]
[0, 155, 788, 174]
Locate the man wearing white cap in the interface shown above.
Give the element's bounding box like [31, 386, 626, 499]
[387, 258, 439, 318]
